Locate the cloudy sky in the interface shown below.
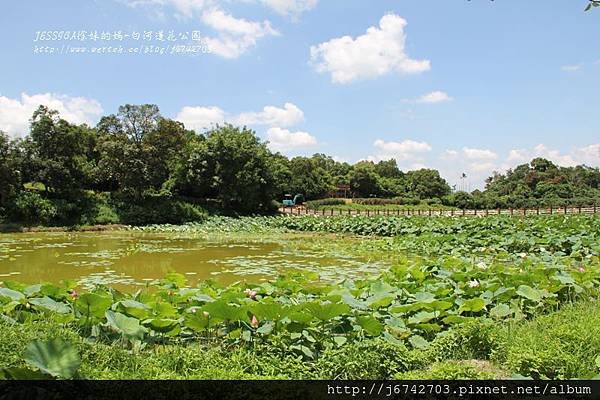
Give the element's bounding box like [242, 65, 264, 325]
[0, 0, 599, 188]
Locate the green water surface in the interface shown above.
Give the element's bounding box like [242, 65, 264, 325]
[0, 231, 385, 289]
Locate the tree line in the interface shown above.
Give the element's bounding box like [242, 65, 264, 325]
[0, 104, 598, 225]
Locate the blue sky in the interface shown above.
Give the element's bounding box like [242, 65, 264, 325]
[0, 0, 599, 188]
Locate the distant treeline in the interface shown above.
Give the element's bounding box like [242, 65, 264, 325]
[1, 104, 599, 225]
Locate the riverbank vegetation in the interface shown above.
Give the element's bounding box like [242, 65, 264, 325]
[1, 104, 599, 227]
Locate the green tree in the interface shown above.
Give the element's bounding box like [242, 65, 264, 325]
[117, 104, 160, 143]
[28, 106, 97, 196]
[0, 132, 22, 210]
[288, 157, 333, 200]
[405, 169, 451, 199]
[484, 158, 600, 208]
[95, 133, 149, 195]
[267, 153, 293, 199]
[94, 105, 188, 196]
[143, 118, 193, 191]
[374, 159, 402, 178]
[349, 162, 382, 198]
[175, 124, 278, 212]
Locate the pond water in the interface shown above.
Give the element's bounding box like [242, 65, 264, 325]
[0, 231, 386, 289]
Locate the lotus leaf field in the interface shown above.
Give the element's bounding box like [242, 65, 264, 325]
[1, 215, 599, 379]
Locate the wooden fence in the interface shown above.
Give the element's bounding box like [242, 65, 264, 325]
[278, 205, 600, 217]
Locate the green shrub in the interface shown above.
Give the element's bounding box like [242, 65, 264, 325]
[91, 197, 121, 225]
[305, 198, 346, 209]
[424, 321, 501, 362]
[46, 192, 121, 226]
[423, 197, 442, 206]
[50, 198, 81, 225]
[7, 191, 57, 225]
[115, 196, 207, 225]
[353, 197, 421, 206]
[312, 339, 426, 379]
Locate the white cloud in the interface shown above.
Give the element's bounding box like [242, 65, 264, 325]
[462, 147, 499, 161]
[0, 93, 103, 138]
[202, 8, 273, 36]
[416, 91, 452, 104]
[374, 139, 432, 155]
[561, 64, 582, 72]
[437, 148, 498, 189]
[573, 144, 600, 163]
[507, 148, 528, 163]
[441, 149, 459, 160]
[469, 162, 497, 173]
[407, 162, 427, 171]
[175, 105, 226, 131]
[266, 126, 317, 151]
[367, 139, 432, 165]
[532, 144, 577, 167]
[122, 1, 278, 58]
[235, 102, 304, 127]
[331, 155, 348, 163]
[505, 144, 581, 167]
[176, 102, 304, 131]
[260, 0, 318, 17]
[309, 13, 430, 84]
[201, 8, 278, 58]
[507, 144, 599, 168]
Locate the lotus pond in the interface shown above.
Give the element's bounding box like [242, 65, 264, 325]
[1, 215, 599, 380]
[0, 231, 387, 290]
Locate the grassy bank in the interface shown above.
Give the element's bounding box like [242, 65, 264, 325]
[1, 300, 598, 379]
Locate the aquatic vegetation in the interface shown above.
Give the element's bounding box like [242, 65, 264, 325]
[132, 214, 600, 258]
[1, 214, 599, 379]
[1, 338, 81, 379]
[0, 249, 597, 361]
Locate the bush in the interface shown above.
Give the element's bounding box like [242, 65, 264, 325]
[91, 200, 120, 225]
[313, 339, 425, 379]
[425, 321, 501, 362]
[305, 198, 346, 209]
[46, 192, 121, 226]
[423, 197, 442, 206]
[353, 197, 421, 206]
[7, 191, 57, 225]
[115, 196, 207, 225]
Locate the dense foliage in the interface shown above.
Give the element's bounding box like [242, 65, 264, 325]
[1, 104, 599, 226]
[445, 158, 600, 209]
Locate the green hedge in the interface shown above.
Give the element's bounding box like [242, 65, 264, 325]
[305, 198, 346, 209]
[353, 197, 422, 206]
[113, 195, 208, 225]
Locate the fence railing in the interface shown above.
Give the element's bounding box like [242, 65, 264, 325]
[278, 205, 600, 217]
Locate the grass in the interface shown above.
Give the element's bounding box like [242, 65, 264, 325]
[1, 300, 598, 379]
[492, 299, 600, 379]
